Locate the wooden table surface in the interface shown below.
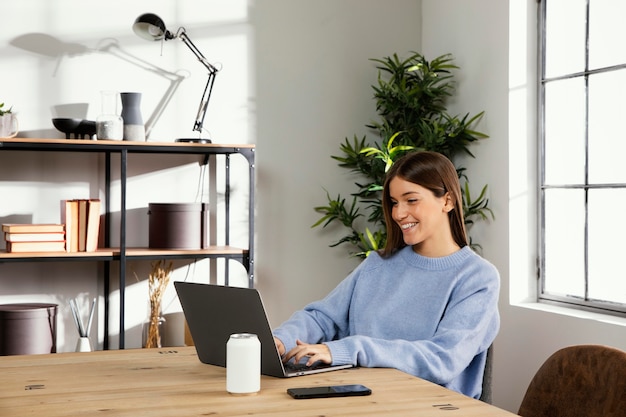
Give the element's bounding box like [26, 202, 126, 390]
[0, 346, 517, 416]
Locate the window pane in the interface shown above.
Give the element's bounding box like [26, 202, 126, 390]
[543, 189, 585, 298]
[588, 69, 626, 184]
[545, 0, 587, 78]
[544, 78, 586, 185]
[588, 188, 626, 304]
[589, 0, 626, 69]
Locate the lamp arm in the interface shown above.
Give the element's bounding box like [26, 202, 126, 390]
[192, 71, 216, 133]
[176, 29, 218, 134]
[176, 29, 218, 74]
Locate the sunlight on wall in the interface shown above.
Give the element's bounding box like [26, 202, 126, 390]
[3, 0, 251, 143]
[509, 0, 538, 305]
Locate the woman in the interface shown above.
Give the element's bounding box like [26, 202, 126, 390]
[273, 151, 500, 399]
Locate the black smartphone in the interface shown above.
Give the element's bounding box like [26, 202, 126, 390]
[287, 384, 372, 399]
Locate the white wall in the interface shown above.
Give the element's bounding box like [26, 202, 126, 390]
[252, 0, 422, 326]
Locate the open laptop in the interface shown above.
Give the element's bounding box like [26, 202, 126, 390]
[174, 281, 353, 377]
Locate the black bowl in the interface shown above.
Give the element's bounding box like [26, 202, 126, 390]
[76, 120, 96, 138]
[52, 118, 82, 133]
[52, 118, 96, 139]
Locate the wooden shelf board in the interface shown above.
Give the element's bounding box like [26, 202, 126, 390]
[0, 137, 254, 152]
[0, 248, 115, 259]
[0, 246, 248, 260]
[126, 246, 248, 256]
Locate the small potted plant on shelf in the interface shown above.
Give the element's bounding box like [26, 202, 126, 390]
[0, 102, 12, 115]
[0, 102, 18, 138]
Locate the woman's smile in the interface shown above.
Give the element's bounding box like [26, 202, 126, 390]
[401, 222, 418, 231]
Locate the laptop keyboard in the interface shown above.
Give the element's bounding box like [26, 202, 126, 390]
[284, 361, 329, 372]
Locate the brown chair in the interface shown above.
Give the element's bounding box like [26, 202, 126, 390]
[518, 344, 626, 417]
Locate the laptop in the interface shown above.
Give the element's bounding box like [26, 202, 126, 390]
[174, 281, 354, 377]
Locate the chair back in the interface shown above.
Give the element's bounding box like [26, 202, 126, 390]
[518, 344, 626, 417]
[479, 344, 494, 403]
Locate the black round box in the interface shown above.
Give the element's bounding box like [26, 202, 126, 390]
[0, 303, 58, 355]
[148, 203, 208, 249]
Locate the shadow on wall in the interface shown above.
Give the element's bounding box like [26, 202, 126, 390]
[9, 33, 189, 139]
[0, 214, 33, 250]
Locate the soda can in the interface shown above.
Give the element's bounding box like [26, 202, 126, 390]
[226, 333, 261, 394]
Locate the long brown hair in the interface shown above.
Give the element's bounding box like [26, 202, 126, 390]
[380, 151, 468, 257]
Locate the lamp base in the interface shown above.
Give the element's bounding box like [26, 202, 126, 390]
[175, 138, 212, 144]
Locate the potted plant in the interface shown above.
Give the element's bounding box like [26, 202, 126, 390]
[0, 102, 18, 138]
[312, 52, 493, 258]
[0, 102, 12, 116]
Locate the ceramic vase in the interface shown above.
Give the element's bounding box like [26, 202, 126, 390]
[0, 113, 19, 138]
[121, 92, 146, 142]
[75, 336, 92, 352]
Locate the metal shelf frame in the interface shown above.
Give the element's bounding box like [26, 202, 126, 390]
[0, 138, 255, 349]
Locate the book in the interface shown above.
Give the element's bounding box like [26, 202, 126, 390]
[6, 240, 66, 253]
[85, 199, 101, 252]
[61, 199, 79, 252]
[4, 232, 65, 242]
[2, 223, 65, 233]
[78, 199, 89, 252]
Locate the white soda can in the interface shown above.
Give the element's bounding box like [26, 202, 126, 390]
[226, 333, 261, 395]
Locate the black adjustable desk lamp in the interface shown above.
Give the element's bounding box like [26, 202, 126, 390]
[133, 13, 218, 143]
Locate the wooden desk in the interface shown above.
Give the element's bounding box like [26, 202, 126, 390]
[0, 347, 517, 416]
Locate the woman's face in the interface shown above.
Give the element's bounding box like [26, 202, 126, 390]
[389, 176, 455, 255]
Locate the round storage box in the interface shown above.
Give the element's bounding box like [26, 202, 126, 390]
[148, 203, 208, 249]
[0, 303, 58, 355]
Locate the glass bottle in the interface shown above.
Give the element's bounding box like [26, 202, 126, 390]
[96, 91, 123, 140]
[143, 311, 166, 348]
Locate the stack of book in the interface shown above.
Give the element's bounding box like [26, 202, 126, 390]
[3, 223, 66, 253]
[2, 199, 102, 253]
[61, 199, 101, 252]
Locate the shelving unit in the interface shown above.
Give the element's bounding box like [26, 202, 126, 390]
[0, 138, 255, 349]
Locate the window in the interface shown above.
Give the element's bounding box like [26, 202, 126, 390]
[539, 0, 626, 315]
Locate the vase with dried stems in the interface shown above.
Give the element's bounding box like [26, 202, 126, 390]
[143, 260, 173, 348]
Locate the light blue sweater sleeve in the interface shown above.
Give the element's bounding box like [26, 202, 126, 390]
[273, 245, 500, 399]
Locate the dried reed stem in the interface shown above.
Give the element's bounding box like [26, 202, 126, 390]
[145, 260, 173, 348]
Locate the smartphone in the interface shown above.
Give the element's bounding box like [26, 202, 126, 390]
[287, 384, 372, 399]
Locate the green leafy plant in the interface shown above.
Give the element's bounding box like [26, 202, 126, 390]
[312, 52, 493, 258]
[0, 103, 13, 116]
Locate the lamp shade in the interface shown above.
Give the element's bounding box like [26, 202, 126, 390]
[133, 13, 171, 41]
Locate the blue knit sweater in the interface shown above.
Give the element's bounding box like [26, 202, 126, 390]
[273, 245, 500, 398]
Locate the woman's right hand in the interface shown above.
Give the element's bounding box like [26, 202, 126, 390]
[274, 337, 286, 356]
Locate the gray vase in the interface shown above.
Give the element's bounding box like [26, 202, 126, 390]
[121, 92, 145, 141]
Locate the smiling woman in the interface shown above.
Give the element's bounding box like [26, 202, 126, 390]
[273, 150, 501, 400]
[383, 151, 466, 258]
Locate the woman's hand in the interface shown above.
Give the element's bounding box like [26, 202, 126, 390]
[274, 337, 286, 356]
[282, 339, 332, 367]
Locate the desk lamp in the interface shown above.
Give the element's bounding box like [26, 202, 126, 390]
[133, 13, 218, 143]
